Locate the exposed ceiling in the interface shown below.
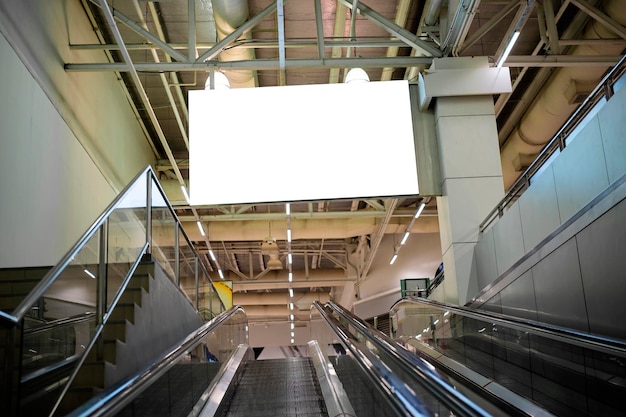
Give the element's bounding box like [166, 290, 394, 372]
[67, 0, 626, 323]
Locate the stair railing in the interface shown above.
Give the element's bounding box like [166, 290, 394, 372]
[0, 165, 226, 416]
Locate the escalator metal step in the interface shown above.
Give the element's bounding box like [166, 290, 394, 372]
[218, 357, 328, 417]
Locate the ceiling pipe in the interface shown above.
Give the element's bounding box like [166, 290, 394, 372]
[211, 0, 257, 88]
[380, 0, 412, 81]
[424, 0, 445, 27]
[500, 0, 626, 189]
[442, 0, 481, 55]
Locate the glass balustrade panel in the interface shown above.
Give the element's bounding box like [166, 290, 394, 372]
[105, 173, 148, 309]
[178, 228, 197, 307]
[150, 180, 177, 282]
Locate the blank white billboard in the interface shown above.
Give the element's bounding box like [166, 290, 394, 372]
[189, 80, 418, 205]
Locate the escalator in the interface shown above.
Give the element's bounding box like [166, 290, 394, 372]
[390, 297, 626, 417]
[63, 300, 524, 417]
[212, 357, 327, 417]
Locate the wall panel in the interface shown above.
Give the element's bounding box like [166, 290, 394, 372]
[531, 238, 589, 331]
[493, 203, 525, 276]
[499, 270, 537, 321]
[598, 86, 626, 183]
[518, 165, 561, 252]
[552, 117, 609, 221]
[577, 197, 626, 339]
[475, 228, 498, 291]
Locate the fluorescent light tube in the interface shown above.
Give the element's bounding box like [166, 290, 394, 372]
[414, 202, 426, 218]
[196, 221, 205, 236]
[180, 185, 191, 204]
[497, 31, 520, 68]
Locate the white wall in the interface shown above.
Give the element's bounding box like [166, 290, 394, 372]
[0, 1, 155, 267]
[353, 233, 442, 318]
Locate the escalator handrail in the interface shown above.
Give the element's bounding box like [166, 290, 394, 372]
[312, 302, 434, 417]
[392, 296, 626, 357]
[324, 301, 492, 417]
[66, 305, 247, 417]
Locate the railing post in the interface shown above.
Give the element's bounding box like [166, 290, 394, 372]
[96, 220, 108, 360]
[195, 257, 199, 311]
[175, 225, 180, 285]
[209, 283, 213, 319]
[146, 170, 152, 255]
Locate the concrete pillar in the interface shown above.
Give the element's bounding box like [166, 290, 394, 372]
[418, 57, 512, 305]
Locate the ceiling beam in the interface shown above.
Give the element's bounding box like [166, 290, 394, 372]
[88, 0, 189, 63]
[314, 0, 325, 60]
[503, 54, 622, 67]
[338, 0, 442, 57]
[457, 0, 521, 55]
[65, 56, 436, 71]
[70, 39, 409, 51]
[359, 198, 398, 281]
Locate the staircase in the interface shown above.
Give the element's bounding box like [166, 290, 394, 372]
[55, 264, 155, 415]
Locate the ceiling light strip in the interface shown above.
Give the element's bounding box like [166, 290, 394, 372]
[286, 203, 294, 342]
[389, 201, 426, 264]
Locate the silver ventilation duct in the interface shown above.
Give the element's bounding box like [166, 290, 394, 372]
[211, 0, 257, 88]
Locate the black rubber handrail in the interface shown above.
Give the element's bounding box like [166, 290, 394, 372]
[392, 296, 626, 357]
[323, 301, 493, 417]
[312, 302, 434, 417]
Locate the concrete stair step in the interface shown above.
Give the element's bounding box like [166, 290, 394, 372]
[109, 303, 136, 324]
[102, 320, 128, 343]
[120, 287, 143, 307]
[73, 361, 105, 387]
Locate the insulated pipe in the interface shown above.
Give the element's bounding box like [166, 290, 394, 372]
[211, 0, 257, 88]
[424, 0, 444, 26]
[500, 0, 626, 189]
